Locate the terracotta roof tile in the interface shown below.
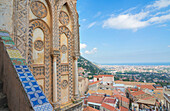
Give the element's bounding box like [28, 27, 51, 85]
[88, 96, 105, 104]
[142, 96, 155, 100]
[113, 94, 129, 103]
[120, 106, 128, 111]
[131, 90, 145, 96]
[89, 81, 101, 86]
[101, 103, 116, 111]
[136, 85, 155, 90]
[103, 97, 116, 104]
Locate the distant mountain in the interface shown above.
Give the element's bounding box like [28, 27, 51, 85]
[78, 56, 103, 75]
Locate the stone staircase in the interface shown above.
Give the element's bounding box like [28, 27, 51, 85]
[0, 81, 9, 111]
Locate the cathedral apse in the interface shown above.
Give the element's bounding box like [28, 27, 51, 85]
[28, 0, 52, 100]
[4, 0, 82, 110]
[59, 4, 73, 105]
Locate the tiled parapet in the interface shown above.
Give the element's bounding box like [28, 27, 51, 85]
[0, 31, 53, 111]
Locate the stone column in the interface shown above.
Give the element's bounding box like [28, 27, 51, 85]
[51, 50, 60, 109]
[53, 55, 57, 103]
[74, 57, 79, 99]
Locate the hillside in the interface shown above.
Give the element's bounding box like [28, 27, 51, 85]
[78, 56, 103, 75]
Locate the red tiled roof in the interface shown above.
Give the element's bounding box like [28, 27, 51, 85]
[103, 97, 116, 104]
[156, 86, 163, 89]
[94, 75, 114, 78]
[136, 85, 155, 90]
[88, 96, 105, 104]
[113, 94, 129, 103]
[131, 90, 145, 96]
[83, 106, 99, 111]
[142, 96, 155, 100]
[89, 81, 101, 86]
[127, 88, 138, 92]
[101, 103, 116, 111]
[113, 89, 126, 96]
[120, 106, 128, 111]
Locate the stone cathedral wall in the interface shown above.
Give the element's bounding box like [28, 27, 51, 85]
[0, 0, 14, 37]
[0, 0, 81, 110]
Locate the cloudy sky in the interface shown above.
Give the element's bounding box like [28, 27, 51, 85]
[77, 0, 170, 64]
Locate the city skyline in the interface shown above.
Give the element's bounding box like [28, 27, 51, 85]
[77, 0, 170, 64]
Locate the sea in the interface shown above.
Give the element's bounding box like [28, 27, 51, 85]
[101, 62, 170, 66]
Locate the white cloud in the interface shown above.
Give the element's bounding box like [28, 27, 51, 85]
[103, 12, 149, 31]
[81, 19, 86, 22]
[85, 48, 97, 54]
[147, 0, 170, 9]
[80, 43, 87, 49]
[88, 22, 96, 29]
[148, 14, 170, 23]
[94, 12, 101, 18]
[103, 0, 170, 31]
[168, 45, 170, 47]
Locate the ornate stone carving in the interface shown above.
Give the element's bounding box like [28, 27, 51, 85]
[61, 45, 67, 53]
[14, 0, 29, 58]
[59, 11, 69, 26]
[31, 1, 47, 18]
[33, 67, 45, 76]
[61, 80, 68, 89]
[61, 64, 69, 72]
[28, 20, 51, 98]
[59, 26, 72, 38]
[34, 40, 44, 51]
[53, 1, 79, 52]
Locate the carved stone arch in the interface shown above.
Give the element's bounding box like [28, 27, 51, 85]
[59, 26, 72, 38]
[28, 19, 51, 98]
[54, 0, 79, 57]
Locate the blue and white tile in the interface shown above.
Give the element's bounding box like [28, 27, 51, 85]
[14, 65, 53, 111]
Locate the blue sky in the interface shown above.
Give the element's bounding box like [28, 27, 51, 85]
[77, 0, 170, 64]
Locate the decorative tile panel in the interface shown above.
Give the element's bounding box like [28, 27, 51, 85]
[59, 11, 69, 26]
[30, 1, 47, 18]
[0, 31, 53, 111]
[11, 58, 27, 65]
[1, 36, 15, 45]
[7, 49, 23, 59]
[33, 67, 45, 76]
[15, 65, 53, 111]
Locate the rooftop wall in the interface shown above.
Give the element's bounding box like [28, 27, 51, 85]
[0, 31, 53, 111]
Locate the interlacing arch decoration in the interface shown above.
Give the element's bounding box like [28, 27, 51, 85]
[59, 25, 74, 100]
[59, 26, 72, 38]
[54, 1, 79, 55]
[28, 19, 51, 99]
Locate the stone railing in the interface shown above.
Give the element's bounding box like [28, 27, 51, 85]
[0, 31, 53, 111]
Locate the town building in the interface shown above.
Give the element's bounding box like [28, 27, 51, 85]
[163, 85, 170, 110]
[126, 87, 157, 111]
[94, 75, 114, 85]
[87, 95, 105, 110]
[79, 76, 89, 97]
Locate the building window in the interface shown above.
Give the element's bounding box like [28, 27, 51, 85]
[89, 104, 94, 108]
[95, 105, 100, 110]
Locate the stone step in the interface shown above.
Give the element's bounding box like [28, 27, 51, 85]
[0, 92, 7, 108]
